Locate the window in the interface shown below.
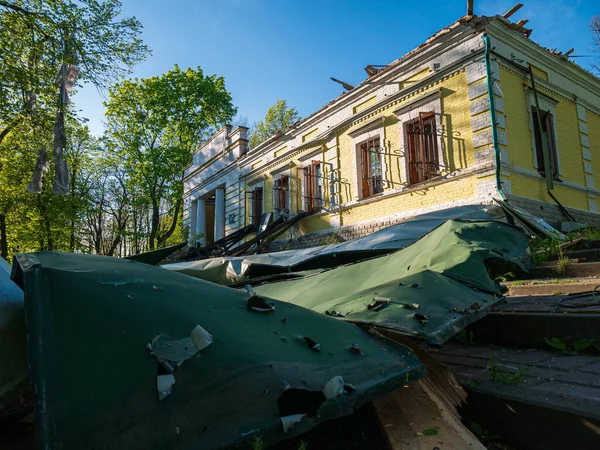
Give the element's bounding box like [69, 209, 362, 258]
[404, 112, 440, 185]
[302, 161, 323, 214]
[531, 106, 559, 178]
[358, 137, 383, 198]
[250, 186, 263, 224]
[273, 174, 289, 211]
[329, 168, 338, 208]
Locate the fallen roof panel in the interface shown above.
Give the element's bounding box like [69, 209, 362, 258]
[13, 252, 424, 450]
[163, 205, 507, 284]
[253, 220, 529, 344]
[0, 257, 28, 408]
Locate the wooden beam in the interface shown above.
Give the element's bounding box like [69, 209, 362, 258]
[516, 19, 529, 27]
[503, 3, 523, 19]
[467, 0, 474, 16]
[565, 48, 575, 56]
[372, 332, 486, 450]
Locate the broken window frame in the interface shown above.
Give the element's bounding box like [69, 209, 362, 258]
[526, 88, 561, 179]
[301, 160, 323, 214]
[357, 137, 384, 199]
[404, 111, 441, 185]
[531, 106, 560, 179]
[273, 174, 290, 212]
[249, 186, 263, 225]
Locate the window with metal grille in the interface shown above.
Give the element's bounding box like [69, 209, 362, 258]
[329, 168, 338, 208]
[250, 187, 263, 224]
[404, 112, 440, 185]
[273, 174, 289, 211]
[358, 137, 383, 198]
[302, 161, 323, 214]
[531, 106, 559, 178]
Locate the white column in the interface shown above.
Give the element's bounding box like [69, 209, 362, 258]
[214, 188, 225, 241]
[190, 200, 198, 243]
[196, 198, 206, 246]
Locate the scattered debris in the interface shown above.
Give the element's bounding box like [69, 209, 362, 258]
[304, 336, 322, 352]
[281, 414, 307, 433]
[367, 297, 391, 311]
[248, 296, 276, 313]
[413, 313, 430, 326]
[323, 376, 344, 400]
[157, 374, 175, 401]
[350, 343, 363, 355]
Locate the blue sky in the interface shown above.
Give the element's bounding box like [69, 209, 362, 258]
[75, 0, 599, 136]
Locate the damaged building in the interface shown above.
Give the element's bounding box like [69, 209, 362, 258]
[183, 11, 600, 248]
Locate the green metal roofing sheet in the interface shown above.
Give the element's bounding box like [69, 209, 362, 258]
[252, 220, 529, 344]
[13, 251, 424, 450]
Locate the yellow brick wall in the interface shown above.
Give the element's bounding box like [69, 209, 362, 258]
[502, 68, 533, 169]
[510, 174, 588, 210]
[337, 70, 475, 206]
[501, 66, 590, 210]
[555, 101, 585, 185]
[341, 175, 477, 227]
[300, 214, 331, 234]
[353, 96, 377, 114]
[588, 111, 600, 177]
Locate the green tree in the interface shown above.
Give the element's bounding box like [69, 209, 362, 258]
[249, 100, 300, 148]
[104, 65, 236, 250]
[0, 0, 148, 144]
[0, 0, 148, 257]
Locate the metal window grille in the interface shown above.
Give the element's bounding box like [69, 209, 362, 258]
[273, 174, 289, 211]
[249, 187, 263, 224]
[404, 112, 440, 185]
[302, 161, 323, 214]
[359, 137, 383, 198]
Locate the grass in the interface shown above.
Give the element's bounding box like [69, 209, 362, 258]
[508, 279, 579, 286]
[544, 337, 597, 355]
[488, 360, 525, 386]
[250, 437, 266, 450]
[319, 233, 342, 246]
[250, 437, 309, 450]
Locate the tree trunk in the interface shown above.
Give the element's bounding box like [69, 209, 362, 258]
[69, 166, 77, 252]
[0, 214, 8, 260]
[157, 198, 182, 247]
[37, 195, 53, 251]
[149, 201, 159, 250]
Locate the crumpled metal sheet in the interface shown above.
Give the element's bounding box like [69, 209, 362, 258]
[13, 252, 424, 450]
[253, 220, 529, 345]
[0, 257, 28, 407]
[125, 242, 187, 266]
[162, 205, 507, 284]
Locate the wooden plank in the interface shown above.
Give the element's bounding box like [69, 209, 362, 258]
[503, 3, 523, 19]
[372, 333, 485, 450]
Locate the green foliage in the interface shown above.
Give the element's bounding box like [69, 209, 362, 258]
[0, 0, 148, 258]
[104, 65, 236, 249]
[249, 100, 300, 148]
[422, 428, 439, 436]
[249, 436, 265, 450]
[544, 337, 595, 355]
[455, 328, 476, 346]
[297, 440, 308, 450]
[319, 233, 342, 246]
[488, 360, 525, 386]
